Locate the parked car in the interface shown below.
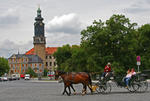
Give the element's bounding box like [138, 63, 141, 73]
[12, 74, 17, 80]
[24, 74, 30, 80]
[0, 77, 2, 81]
[20, 74, 25, 79]
[3, 76, 8, 81]
[8, 76, 13, 81]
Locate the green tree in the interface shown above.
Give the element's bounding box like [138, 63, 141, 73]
[0, 57, 9, 76]
[70, 45, 87, 72]
[44, 68, 48, 76]
[138, 24, 150, 70]
[25, 67, 37, 77]
[54, 44, 72, 71]
[54, 45, 88, 72]
[81, 14, 138, 74]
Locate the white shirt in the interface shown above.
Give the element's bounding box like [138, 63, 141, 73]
[132, 72, 136, 75]
[126, 73, 132, 78]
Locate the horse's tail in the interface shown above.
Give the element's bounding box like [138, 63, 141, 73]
[87, 73, 92, 86]
[87, 73, 93, 93]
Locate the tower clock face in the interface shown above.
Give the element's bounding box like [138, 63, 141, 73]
[34, 23, 44, 36]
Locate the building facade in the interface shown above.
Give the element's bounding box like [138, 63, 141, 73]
[25, 47, 57, 72]
[8, 54, 43, 74]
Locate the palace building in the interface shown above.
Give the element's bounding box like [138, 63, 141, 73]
[8, 7, 58, 75]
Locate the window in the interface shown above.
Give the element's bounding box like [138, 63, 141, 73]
[39, 64, 42, 67]
[46, 56, 48, 59]
[49, 56, 52, 59]
[35, 64, 37, 67]
[50, 62, 52, 66]
[46, 62, 48, 66]
[35, 69, 37, 72]
[54, 62, 56, 66]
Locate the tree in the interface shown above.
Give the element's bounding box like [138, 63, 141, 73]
[54, 44, 72, 71]
[54, 45, 88, 72]
[0, 57, 9, 76]
[44, 68, 48, 76]
[25, 67, 37, 77]
[81, 14, 138, 74]
[138, 24, 150, 70]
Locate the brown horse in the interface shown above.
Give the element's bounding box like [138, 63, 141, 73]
[55, 71, 93, 96]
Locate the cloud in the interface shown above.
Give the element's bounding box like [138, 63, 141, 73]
[125, 7, 150, 14]
[0, 40, 33, 58]
[46, 33, 81, 47]
[124, 1, 150, 14]
[46, 13, 82, 34]
[0, 8, 20, 28]
[145, 0, 150, 4]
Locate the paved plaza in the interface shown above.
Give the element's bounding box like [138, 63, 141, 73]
[0, 80, 150, 101]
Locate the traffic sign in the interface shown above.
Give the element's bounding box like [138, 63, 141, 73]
[137, 56, 141, 61]
[137, 61, 141, 66]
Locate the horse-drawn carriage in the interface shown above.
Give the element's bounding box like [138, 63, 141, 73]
[93, 72, 149, 94]
[55, 71, 149, 96]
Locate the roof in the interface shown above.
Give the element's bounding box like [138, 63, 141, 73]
[9, 54, 25, 58]
[26, 55, 43, 63]
[46, 47, 57, 55]
[25, 48, 35, 55]
[8, 54, 43, 63]
[25, 47, 58, 55]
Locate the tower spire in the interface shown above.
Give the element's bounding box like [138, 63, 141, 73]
[35, 6, 43, 21]
[38, 4, 40, 9]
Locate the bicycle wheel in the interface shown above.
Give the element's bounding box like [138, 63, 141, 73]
[138, 81, 148, 92]
[127, 82, 140, 92]
[99, 82, 111, 94]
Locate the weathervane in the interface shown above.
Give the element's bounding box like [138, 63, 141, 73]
[38, 4, 40, 9]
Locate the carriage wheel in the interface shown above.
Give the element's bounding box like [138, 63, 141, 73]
[138, 81, 148, 92]
[127, 81, 140, 92]
[98, 82, 111, 94]
[94, 82, 101, 93]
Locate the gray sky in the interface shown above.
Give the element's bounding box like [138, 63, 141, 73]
[0, 0, 150, 58]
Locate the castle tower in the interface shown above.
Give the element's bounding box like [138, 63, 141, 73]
[33, 7, 46, 67]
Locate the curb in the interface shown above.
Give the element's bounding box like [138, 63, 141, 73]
[29, 80, 58, 83]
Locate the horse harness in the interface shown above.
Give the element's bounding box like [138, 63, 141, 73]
[66, 72, 76, 83]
